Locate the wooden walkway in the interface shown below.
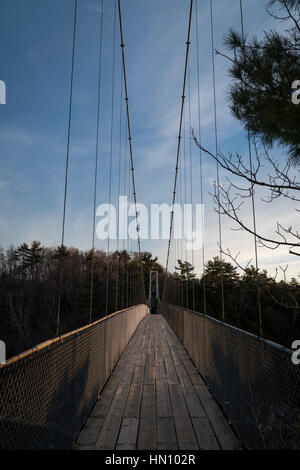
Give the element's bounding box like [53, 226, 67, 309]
[74, 315, 241, 450]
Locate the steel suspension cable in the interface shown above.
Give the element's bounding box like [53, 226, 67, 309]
[239, 0, 262, 335]
[183, 104, 189, 308]
[195, 0, 207, 313]
[122, 111, 128, 308]
[56, 0, 78, 336]
[105, 0, 117, 316]
[179, 135, 184, 306]
[127, 154, 130, 306]
[89, 0, 104, 324]
[188, 59, 195, 311]
[174, 218, 177, 305]
[118, 0, 147, 305]
[239, 0, 259, 272]
[118, 0, 141, 256]
[129, 166, 133, 306]
[163, 0, 194, 303]
[175, 180, 180, 305]
[210, 0, 225, 321]
[115, 63, 123, 311]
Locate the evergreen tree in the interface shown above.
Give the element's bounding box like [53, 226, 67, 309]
[223, 0, 300, 161]
[15, 243, 30, 278]
[175, 260, 196, 280]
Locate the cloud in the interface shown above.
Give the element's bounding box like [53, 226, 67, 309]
[87, 3, 103, 15]
[0, 130, 36, 145]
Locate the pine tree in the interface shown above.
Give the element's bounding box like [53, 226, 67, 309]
[175, 260, 196, 280]
[27, 241, 43, 280]
[222, 0, 300, 161]
[15, 243, 30, 278]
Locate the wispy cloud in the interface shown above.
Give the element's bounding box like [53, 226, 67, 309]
[0, 129, 36, 145]
[87, 2, 103, 15]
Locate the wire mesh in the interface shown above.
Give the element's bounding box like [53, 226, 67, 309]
[158, 304, 300, 450]
[0, 304, 148, 450]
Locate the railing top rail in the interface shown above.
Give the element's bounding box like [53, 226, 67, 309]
[1, 303, 147, 368]
[166, 304, 293, 356]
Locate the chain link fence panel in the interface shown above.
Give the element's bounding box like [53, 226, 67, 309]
[158, 304, 300, 450]
[0, 304, 148, 449]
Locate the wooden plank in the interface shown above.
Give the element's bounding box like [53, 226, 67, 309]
[137, 417, 157, 450]
[116, 418, 139, 450]
[159, 324, 179, 385]
[120, 361, 136, 384]
[107, 383, 130, 418]
[156, 364, 173, 418]
[94, 417, 122, 450]
[75, 416, 105, 447]
[157, 418, 177, 450]
[90, 374, 120, 418]
[181, 357, 206, 387]
[168, 384, 198, 450]
[154, 328, 164, 366]
[194, 385, 241, 450]
[144, 353, 155, 384]
[132, 365, 145, 384]
[179, 381, 206, 418]
[167, 341, 206, 418]
[73, 444, 95, 450]
[137, 384, 156, 450]
[163, 349, 179, 384]
[139, 331, 147, 352]
[112, 333, 138, 375]
[168, 382, 191, 419]
[192, 417, 220, 450]
[124, 383, 143, 418]
[140, 383, 156, 418]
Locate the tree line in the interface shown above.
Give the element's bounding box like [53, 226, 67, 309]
[164, 257, 300, 349]
[0, 242, 145, 358]
[0, 243, 299, 358]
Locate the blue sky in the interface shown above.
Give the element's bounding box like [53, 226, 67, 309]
[0, 0, 299, 280]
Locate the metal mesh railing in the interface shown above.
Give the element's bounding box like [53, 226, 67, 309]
[158, 304, 300, 450]
[0, 304, 148, 450]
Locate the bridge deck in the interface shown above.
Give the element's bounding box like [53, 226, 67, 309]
[74, 314, 241, 450]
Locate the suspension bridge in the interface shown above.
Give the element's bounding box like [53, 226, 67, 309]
[0, 0, 299, 451]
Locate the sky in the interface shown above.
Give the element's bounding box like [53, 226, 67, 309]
[0, 0, 299, 281]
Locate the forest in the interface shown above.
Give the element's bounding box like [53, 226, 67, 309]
[0, 241, 299, 359]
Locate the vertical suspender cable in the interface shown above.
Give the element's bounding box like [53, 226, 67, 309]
[105, 0, 117, 316]
[210, 0, 225, 321]
[90, 0, 104, 324]
[56, 0, 78, 336]
[174, 210, 177, 305]
[126, 129, 131, 306]
[115, 64, 123, 311]
[129, 164, 132, 306]
[175, 180, 180, 305]
[122, 113, 128, 308]
[127, 148, 130, 305]
[239, 0, 262, 335]
[183, 104, 188, 308]
[118, 0, 147, 304]
[179, 139, 183, 306]
[195, 0, 207, 313]
[188, 60, 195, 311]
[163, 0, 194, 302]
